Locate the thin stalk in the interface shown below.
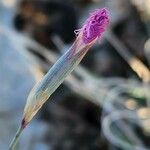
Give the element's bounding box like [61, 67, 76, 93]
[9, 126, 24, 150]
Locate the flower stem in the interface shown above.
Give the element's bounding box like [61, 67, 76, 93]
[9, 126, 24, 150]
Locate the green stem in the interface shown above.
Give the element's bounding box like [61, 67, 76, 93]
[9, 126, 24, 150]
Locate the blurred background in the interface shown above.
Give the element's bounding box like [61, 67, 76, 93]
[0, 0, 150, 149]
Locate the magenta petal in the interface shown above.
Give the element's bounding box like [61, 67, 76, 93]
[75, 8, 110, 44]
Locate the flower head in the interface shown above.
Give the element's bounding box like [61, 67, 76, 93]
[75, 8, 110, 44]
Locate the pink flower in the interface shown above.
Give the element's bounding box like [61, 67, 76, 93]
[22, 8, 110, 127]
[9, 8, 110, 150]
[21, 7, 110, 128]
